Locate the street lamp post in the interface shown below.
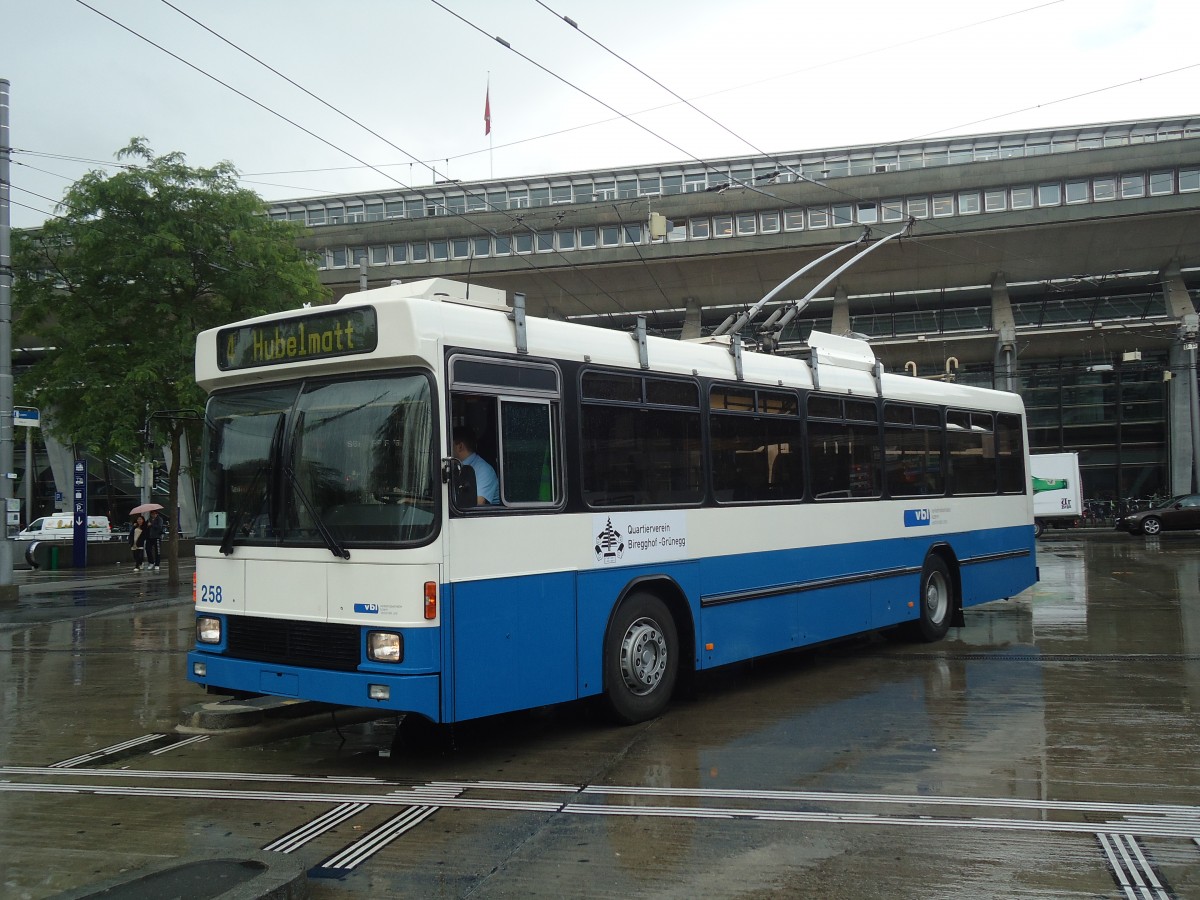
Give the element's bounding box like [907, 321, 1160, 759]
[1, 79, 15, 600]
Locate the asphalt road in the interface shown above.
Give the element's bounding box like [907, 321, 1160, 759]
[1, 533, 1197, 899]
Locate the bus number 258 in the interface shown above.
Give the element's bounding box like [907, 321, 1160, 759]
[199, 584, 224, 604]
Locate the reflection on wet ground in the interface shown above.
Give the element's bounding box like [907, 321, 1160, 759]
[0, 536, 1197, 898]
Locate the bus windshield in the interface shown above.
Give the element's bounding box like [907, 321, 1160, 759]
[197, 374, 436, 548]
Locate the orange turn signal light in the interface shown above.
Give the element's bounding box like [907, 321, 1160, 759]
[424, 581, 437, 620]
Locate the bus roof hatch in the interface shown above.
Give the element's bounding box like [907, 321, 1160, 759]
[368, 278, 510, 312]
[806, 330, 877, 373]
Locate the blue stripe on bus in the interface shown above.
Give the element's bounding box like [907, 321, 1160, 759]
[189, 525, 1034, 722]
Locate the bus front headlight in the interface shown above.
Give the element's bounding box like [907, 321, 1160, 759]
[196, 616, 222, 644]
[367, 631, 403, 663]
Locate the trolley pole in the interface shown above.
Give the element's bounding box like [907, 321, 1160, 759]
[0, 78, 17, 600]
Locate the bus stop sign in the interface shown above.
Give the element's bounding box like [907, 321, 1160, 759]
[13, 408, 40, 427]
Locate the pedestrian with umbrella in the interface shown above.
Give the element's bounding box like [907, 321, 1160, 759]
[130, 503, 165, 572]
[129, 515, 147, 572]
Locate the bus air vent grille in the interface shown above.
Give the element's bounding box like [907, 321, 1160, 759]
[225, 617, 361, 672]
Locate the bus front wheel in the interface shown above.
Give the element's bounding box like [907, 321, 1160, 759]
[908, 555, 954, 643]
[604, 592, 679, 725]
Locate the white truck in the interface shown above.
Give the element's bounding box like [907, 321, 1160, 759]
[1030, 452, 1082, 538]
[16, 514, 112, 542]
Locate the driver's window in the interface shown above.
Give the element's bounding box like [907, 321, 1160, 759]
[449, 393, 500, 510]
[448, 355, 562, 512]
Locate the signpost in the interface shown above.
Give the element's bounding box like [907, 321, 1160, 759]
[72, 459, 87, 569]
[13, 406, 38, 530]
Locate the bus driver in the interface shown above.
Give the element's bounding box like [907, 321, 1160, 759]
[453, 426, 499, 506]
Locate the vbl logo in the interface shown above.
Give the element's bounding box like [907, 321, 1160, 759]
[904, 508, 931, 527]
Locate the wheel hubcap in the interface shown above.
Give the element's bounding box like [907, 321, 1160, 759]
[620, 617, 667, 695]
[925, 572, 949, 625]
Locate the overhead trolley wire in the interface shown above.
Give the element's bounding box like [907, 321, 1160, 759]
[8, 183, 77, 211]
[906, 60, 1200, 140]
[65, 0, 627, 323]
[525, 0, 1200, 342]
[7, 198, 63, 221]
[376, 0, 1072, 173]
[198, 0, 1069, 180]
[151, 0, 640, 324]
[533, 0, 1070, 193]
[32, 1, 1188, 332]
[525, 1, 1091, 322]
[428, 0, 794, 205]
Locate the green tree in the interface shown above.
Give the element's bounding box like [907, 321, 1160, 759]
[14, 138, 328, 585]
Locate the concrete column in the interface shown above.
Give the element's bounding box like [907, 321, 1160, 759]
[831, 286, 851, 336]
[43, 431, 76, 514]
[163, 433, 197, 537]
[680, 298, 703, 340]
[1162, 263, 1199, 494]
[991, 273, 1018, 392]
[1169, 340, 1194, 494]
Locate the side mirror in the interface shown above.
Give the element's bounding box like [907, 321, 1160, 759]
[450, 459, 477, 508]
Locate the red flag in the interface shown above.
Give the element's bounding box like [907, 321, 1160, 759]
[484, 86, 491, 136]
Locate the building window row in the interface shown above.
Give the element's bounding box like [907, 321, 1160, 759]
[277, 120, 1199, 226]
[315, 166, 1200, 270]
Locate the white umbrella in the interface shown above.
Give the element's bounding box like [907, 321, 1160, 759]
[129, 502, 164, 515]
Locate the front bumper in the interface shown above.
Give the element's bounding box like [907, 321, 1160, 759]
[187, 651, 441, 719]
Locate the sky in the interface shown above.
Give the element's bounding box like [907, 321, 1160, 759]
[4, 0, 1199, 229]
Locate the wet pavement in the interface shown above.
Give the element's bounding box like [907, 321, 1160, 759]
[0, 533, 1198, 898]
[0, 561, 195, 632]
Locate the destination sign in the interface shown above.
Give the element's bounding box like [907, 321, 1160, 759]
[218, 307, 378, 370]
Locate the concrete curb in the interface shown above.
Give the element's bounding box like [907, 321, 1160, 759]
[178, 695, 393, 743]
[51, 851, 308, 900]
[179, 695, 319, 730]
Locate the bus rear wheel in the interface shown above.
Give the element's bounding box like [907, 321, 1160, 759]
[604, 592, 678, 725]
[907, 555, 954, 643]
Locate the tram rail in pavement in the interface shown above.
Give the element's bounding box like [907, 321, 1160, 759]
[1, 558, 322, 897]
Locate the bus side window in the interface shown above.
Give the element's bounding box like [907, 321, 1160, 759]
[452, 392, 560, 508]
[450, 392, 499, 509]
[449, 355, 563, 510]
[500, 400, 557, 504]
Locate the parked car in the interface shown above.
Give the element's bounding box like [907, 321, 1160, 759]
[1117, 494, 1200, 535]
[15, 515, 112, 542]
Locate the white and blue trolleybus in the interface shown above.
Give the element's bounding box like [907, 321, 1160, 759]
[188, 274, 1037, 726]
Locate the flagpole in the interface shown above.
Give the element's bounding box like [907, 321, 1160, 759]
[485, 73, 493, 179]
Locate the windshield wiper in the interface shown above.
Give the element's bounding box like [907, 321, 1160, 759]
[283, 463, 350, 560]
[218, 415, 284, 556]
[283, 410, 349, 560]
